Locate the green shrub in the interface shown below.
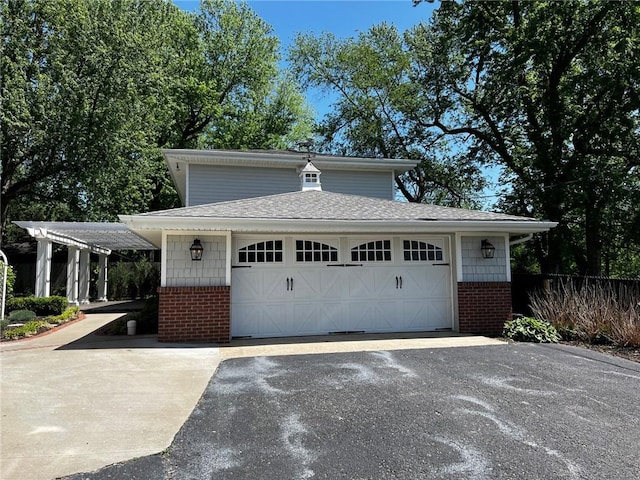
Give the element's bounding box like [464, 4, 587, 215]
[8, 309, 37, 323]
[47, 306, 80, 325]
[108, 262, 132, 300]
[1, 262, 16, 300]
[2, 320, 47, 340]
[0, 319, 9, 332]
[503, 317, 561, 343]
[7, 296, 68, 316]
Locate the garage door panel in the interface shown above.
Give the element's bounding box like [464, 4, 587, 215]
[426, 300, 453, 330]
[231, 237, 454, 338]
[371, 301, 401, 331]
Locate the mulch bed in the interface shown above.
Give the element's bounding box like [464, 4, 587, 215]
[562, 340, 640, 363]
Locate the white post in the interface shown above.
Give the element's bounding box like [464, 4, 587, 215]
[35, 239, 52, 297]
[1, 250, 8, 322]
[97, 254, 108, 302]
[66, 247, 80, 305]
[79, 250, 91, 304]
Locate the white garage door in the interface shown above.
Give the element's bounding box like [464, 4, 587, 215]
[231, 236, 453, 338]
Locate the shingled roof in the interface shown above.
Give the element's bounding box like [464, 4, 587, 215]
[137, 190, 537, 222]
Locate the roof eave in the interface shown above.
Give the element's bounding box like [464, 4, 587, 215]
[119, 215, 557, 241]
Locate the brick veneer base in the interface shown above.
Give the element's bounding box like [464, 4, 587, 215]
[157, 286, 230, 343]
[458, 282, 512, 335]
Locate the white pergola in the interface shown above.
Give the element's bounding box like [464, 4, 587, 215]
[14, 222, 156, 305]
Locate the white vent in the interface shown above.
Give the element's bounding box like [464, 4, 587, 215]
[299, 161, 322, 191]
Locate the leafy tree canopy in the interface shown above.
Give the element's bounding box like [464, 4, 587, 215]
[1, 0, 313, 242]
[291, 1, 640, 276]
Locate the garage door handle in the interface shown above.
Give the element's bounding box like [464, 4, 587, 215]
[399, 276, 403, 289]
[396, 276, 399, 289]
[286, 277, 290, 291]
[290, 277, 294, 291]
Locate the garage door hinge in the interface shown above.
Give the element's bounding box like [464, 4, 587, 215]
[326, 263, 363, 267]
[232, 265, 252, 268]
[432, 263, 450, 266]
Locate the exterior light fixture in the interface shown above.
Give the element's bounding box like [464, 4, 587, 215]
[481, 239, 495, 259]
[190, 239, 203, 261]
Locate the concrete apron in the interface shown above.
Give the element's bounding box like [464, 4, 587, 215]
[0, 314, 220, 480]
[0, 316, 504, 480]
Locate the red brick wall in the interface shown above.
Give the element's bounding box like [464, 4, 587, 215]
[458, 282, 511, 335]
[157, 286, 230, 343]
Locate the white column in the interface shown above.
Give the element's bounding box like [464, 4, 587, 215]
[35, 239, 52, 297]
[97, 254, 108, 302]
[66, 247, 80, 305]
[79, 250, 91, 304]
[504, 234, 512, 282]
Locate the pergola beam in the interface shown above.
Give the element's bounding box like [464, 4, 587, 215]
[25, 228, 111, 255]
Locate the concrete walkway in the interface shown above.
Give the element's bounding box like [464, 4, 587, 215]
[0, 314, 221, 480]
[0, 316, 504, 480]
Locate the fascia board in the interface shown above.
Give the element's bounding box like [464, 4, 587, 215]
[161, 148, 417, 172]
[120, 215, 557, 236]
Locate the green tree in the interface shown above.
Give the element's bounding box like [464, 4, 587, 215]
[289, 24, 487, 208]
[1, 0, 314, 242]
[408, 0, 640, 275]
[1, 0, 191, 235]
[291, 1, 640, 275]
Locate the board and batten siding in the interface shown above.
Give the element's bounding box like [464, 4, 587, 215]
[165, 235, 226, 287]
[460, 235, 508, 282]
[187, 164, 393, 205]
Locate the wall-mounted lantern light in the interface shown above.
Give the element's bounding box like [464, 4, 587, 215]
[190, 239, 203, 261]
[481, 239, 495, 259]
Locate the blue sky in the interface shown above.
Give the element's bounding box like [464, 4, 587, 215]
[174, 1, 437, 117]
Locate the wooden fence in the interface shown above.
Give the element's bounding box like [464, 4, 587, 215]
[511, 273, 640, 316]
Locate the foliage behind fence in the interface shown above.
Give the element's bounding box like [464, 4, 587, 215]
[512, 273, 640, 317]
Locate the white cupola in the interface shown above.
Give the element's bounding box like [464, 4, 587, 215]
[299, 160, 322, 191]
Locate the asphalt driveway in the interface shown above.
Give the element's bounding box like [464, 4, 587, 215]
[65, 343, 640, 480]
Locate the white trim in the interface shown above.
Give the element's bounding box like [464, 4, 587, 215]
[185, 162, 190, 207]
[504, 233, 512, 282]
[454, 233, 463, 282]
[120, 216, 557, 238]
[225, 231, 232, 286]
[446, 235, 457, 331]
[161, 230, 167, 287]
[25, 227, 111, 255]
[163, 149, 417, 171]
[35, 239, 52, 297]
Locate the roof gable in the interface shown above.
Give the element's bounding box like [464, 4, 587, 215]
[135, 190, 537, 222]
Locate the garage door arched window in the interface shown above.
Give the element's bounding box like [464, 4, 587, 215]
[296, 240, 338, 262]
[403, 240, 443, 261]
[351, 240, 391, 262]
[238, 240, 283, 263]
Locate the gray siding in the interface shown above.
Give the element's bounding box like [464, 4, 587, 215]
[320, 170, 392, 199]
[461, 235, 508, 282]
[188, 164, 392, 205]
[189, 164, 298, 205]
[165, 235, 226, 287]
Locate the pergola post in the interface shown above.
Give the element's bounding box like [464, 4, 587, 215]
[97, 254, 108, 302]
[35, 239, 52, 297]
[66, 247, 80, 305]
[79, 250, 91, 304]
